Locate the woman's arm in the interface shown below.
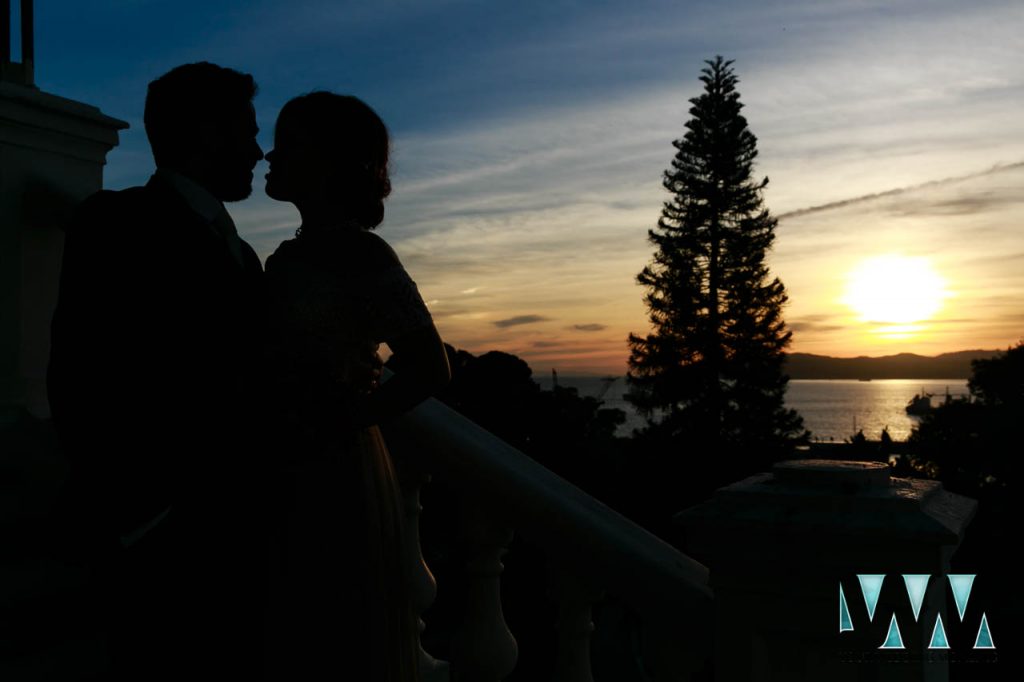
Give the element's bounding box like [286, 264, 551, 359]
[354, 324, 450, 427]
[349, 230, 450, 425]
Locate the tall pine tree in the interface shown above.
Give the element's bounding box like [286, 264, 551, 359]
[627, 56, 806, 472]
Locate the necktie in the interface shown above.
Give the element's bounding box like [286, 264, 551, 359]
[211, 209, 245, 268]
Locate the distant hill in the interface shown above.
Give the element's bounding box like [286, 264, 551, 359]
[783, 350, 1002, 380]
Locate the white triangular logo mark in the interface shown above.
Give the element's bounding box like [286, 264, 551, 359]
[974, 613, 995, 649]
[929, 614, 950, 649]
[903, 574, 930, 622]
[840, 583, 854, 632]
[880, 613, 905, 649]
[858, 574, 885, 622]
[948, 574, 975, 622]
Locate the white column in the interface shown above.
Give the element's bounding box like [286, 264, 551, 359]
[450, 510, 517, 681]
[0, 81, 126, 416]
[395, 461, 451, 682]
[548, 562, 601, 682]
[641, 616, 699, 682]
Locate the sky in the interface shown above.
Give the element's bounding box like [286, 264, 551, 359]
[21, 0, 1024, 374]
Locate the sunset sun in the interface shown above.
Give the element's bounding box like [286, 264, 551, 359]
[842, 255, 947, 327]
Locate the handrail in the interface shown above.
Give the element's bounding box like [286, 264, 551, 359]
[381, 393, 712, 621]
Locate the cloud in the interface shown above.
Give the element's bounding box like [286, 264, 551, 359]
[777, 162, 1024, 220]
[493, 315, 550, 328]
[894, 193, 1022, 218]
[954, 251, 1024, 273]
[533, 340, 563, 348]
[572, 323, 607, 332]
[926, 318, 987, 326]
[428, 308, 474, 319]
[789, 318, 846, 333]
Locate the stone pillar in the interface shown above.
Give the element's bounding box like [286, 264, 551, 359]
[395, 462, 451, 682]
[0, 81, 127, 417]
[547, 562, 601, 682]
[676, 460, 976, 682]
[450, 509, 518, 682]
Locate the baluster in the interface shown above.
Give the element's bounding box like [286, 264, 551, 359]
[547, 562, 601, 682]
[641, 614, 703, 682]
[450, 509, 517, 681]
[395, 461, 451, 682]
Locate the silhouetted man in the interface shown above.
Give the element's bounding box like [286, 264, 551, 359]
[48, 62, 267, 680]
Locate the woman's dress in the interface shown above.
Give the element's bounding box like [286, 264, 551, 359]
[263, 227, 432, 681]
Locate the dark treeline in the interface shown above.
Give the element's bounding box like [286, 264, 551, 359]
[901, 340, 1022, 496]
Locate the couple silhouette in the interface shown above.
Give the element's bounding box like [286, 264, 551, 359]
[47, 62, 450, 680]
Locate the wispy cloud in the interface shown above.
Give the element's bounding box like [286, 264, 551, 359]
[493, 315, 550, 329]
[778, 162, 1024, 220]
[789, 315, 846, 334]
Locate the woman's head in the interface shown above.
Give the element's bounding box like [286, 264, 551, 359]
[265, 92, 391, 229]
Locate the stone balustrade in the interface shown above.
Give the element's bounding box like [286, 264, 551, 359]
[381, 387, 713, 682]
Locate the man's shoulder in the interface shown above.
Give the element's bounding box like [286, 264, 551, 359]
[70, 181, 196, 237]
[72, 185, 153, 225]
[74, 186, 129, 213]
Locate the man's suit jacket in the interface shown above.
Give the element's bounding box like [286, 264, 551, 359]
[48, 173, 266, 543]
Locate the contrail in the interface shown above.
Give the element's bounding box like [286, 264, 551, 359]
[778, 161, 1024, 220]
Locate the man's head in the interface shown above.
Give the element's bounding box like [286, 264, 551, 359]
[144, 62, 263, 202]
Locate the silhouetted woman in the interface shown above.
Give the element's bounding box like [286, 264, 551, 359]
[263, 91, 449, 680]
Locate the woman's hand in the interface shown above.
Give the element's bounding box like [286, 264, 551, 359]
[357, 325, 450, 426]
[348, 343, 383, 396]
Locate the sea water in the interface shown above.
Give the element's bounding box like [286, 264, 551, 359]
[537, 376, 970, 442]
